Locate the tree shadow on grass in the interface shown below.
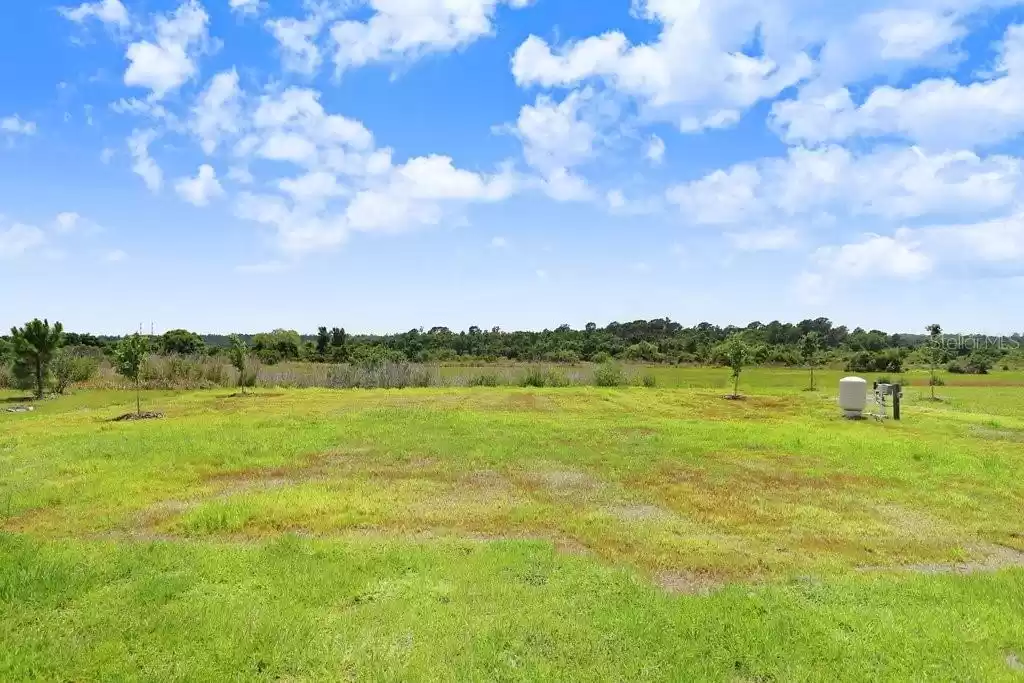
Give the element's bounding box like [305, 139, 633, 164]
[1, 396, 34, 404]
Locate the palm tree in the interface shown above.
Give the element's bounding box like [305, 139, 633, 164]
[11, 319, 64, 399]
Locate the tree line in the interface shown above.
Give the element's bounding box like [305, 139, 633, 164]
[5, 317, 1019, 379]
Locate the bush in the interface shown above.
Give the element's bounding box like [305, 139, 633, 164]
[591, 351, 612, 364]
[929, 376, 946, 387]
[641, 372, 657, 388]
[594, 362, 627, 387]
[49, 351, 99, 395]
[468, 373, 502, 387]
[519, 367, 549, 388]
[947, 362, 966, 374]
[545, 349, 580, 364]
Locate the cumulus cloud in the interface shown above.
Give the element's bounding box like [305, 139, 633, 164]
[668, 145, 1024, 227]
[772, 23, 1024, 149]
[646, 135, 665, 165]
[0, 223, 45, 259]
[127, 129, 163, 191]
[55, 212, 82, 233]
[229, 0, 263, 16]
[175, 164, 224, 206]
[124, 0, 209, 100]
[191, 70, 242, 154]
[1, 115, 37, 136]
[59, 0, 129, 28]
[511, 1, 814, 131]
[330, 0, 536, 74]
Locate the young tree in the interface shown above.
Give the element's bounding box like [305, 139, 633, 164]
[316, 327, 330, 357]
[10, 319, 64, 399]
[228, 334, 249, 394]
[115, 333, 148, 416]
[716, 335, 753, 398]
[926, 323, 943, 400]
[801, 331, 822, 391]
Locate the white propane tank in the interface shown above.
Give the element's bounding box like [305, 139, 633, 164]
[839, 377, 868, 418]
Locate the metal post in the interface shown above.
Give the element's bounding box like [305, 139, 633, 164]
[893, 384, 901, 421]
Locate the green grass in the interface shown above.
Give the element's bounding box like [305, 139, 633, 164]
[2, 373, 1024, 680]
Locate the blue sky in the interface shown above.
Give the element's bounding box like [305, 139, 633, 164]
[3, 0, 1024, 335]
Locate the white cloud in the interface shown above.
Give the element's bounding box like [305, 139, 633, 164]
[111, 97, 172, 119]
[227, 165, 254, 184]
[772, 23, 1024, 149]
[59, 0, 129, 28]
[669, 145, 1023, 226]
[668, 165, 762, 225]
[127, 129, 163, 192]
[100, 147, 116, 163]
[55, 212, 82, 233]
[646, 135, 665, 165]
[514, 90, 596, 173]
[0, 223, 45, 259]
[728, 228, 800, 251]
[175, 164, 224, 206]
[511, 2, 814, 131]
[540, 167, 592, 202]
[259, 131, 320, 165]
[267, 14, 325, 75]
[124, 0, 209, 100]
[192, 70, 242, 154]
[491, 236, 508, 248]
[104, 249, 128, 262]
[1, 115, 37, 136]
[330, 0, 536, 75]
[278, 171, 347, 203]
[229, 0, 263, 16]
[814, 233, 934, 278]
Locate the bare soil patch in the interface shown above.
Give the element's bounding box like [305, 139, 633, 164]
[604, 503, 678, 523]
[654, 570, 725, 596]
[860, 544, 1024, 575]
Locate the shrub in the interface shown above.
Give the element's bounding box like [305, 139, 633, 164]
[542, 369, 571, 387]
[49, 351, 99, 395]
[519, 366, 549, 388]
[641, 372, 657, 388]
[468, 373, 502, 387]
[594, 362, 627, 387]
[929, 376, 946, 387]
[545, 349, 580, 364]
[591, 351, 612, 364]
[947, 362, 966, 375]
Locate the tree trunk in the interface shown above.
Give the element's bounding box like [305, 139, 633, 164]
[733, 373, 739, 397]
[34, 357, 43, 400]
[136, 377, 141, 416]
[810, 366, 815, 391]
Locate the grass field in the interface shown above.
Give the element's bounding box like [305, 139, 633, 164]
[3, 372, 1024, 680]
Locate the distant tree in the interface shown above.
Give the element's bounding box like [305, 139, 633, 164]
[10, 319, 64, 399]
[716, 335, 754, 398]
[316, 327, 330, 357]
[330, 327, 348, 362]
[161, 329, 205, 355]
[801, 331, 822, 391]
[228, 334, 249, 394]
[926, 323, 943, 400]
[115, 333, 148, 416]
